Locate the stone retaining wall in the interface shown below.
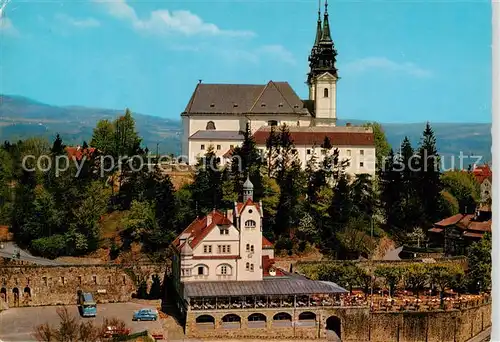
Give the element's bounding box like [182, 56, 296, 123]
[185, 302, 491, 342]
[0, 264, 167, 307]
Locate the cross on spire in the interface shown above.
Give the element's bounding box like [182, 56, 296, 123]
[321, 0, 332, 43]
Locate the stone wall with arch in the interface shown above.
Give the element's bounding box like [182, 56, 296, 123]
[0, 264, 168, 308]
[185, 303, 491, 341]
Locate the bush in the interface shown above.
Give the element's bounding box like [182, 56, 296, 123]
[31, 235, 66, 259]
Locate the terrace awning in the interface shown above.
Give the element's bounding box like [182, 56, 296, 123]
[183, 276, 347, 299]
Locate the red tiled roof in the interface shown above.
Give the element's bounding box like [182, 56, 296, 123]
[434, 214, 464, 227]
[467, 220, 491, 232]
[432, 213, 491, 236]
[253, 128, 375, 146]
[223, 148, 234, 158]
[236, 198, 261, 214]
[193, 255, 240, 260]
[428, 228, 443, 233]
[463, 232, 485, 238]
[262, 255, 285, 277]
[262, 236, 274, 248]
[172, 211, 232, 250]
[472, 165, 492, 184]
[66, 146, 96, 161]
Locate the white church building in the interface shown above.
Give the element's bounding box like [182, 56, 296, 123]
[180, 1, 376, 175]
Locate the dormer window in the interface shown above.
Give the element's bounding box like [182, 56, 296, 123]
[293, 104, 299, 108]
[278, 103, 283, 108]
[261, 103, 266, 107]
[233, 103, 238, 108]
[220, 227, 229, 235]
[206, 121, 216, 130]
[210, 103, 215, 108]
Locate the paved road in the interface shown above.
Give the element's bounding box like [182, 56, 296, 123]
[0, 303, 162, 341]
[382, 246, 403, 260]
[0, 242, 63, 266]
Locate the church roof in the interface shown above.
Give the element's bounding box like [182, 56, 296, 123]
[253, 126, 375, 147]
[183, 81, 309, 116]
[189, 130, 244, 140]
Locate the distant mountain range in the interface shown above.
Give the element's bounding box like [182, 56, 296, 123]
[0, 95, 491, 168]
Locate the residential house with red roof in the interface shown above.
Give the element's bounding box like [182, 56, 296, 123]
[471, 164, 492, 204]
[428, 208, 491, 255]
[170, 177, 283, 296]
[180, 2, 375, 174]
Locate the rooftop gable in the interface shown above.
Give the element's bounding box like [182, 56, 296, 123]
[172, 211, 233, 251]
[183, 81, 310, 115]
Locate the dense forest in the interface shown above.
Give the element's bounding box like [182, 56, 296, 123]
[0, 109, 484, 262]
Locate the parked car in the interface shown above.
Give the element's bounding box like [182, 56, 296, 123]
[132, 308, 158, 321]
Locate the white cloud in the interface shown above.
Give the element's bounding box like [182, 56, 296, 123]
[257, 45, 296, 65]
[55, 13, 100, 28]
[218, 44, 296, 66]
[0, 17, 17, 36]
[93, 0, 254, 37]
[343, 57, 433, 78]
[0, 0, 18, 36]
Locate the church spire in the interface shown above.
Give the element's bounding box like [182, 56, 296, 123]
[313, 0, 322, 48]
[321, 0, 332, 43]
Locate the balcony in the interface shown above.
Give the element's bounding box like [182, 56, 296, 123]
[193, 275, 208, 281]
[216, 275, 232, 281]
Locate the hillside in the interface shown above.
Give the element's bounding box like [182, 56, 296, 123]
[0, 95, 491, 166]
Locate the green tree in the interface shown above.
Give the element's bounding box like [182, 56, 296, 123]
[375, 266, 402, 297]
[363, 122, 391, 169]
[417, 122, 443, 224]
[430, 264, 464, 306]
[379, 149, 403, 235]
[230, 123, 264, 201]
[441, 170, 480, 214]
[467, 233, 491, 293]
[402, 264, 429, 298]
[90, 119, 115, 154]
[124, 200, 158, 241]
[114, 109, 142, 156]
[191, 146, 224, 214]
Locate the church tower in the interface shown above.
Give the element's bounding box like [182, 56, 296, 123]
[307, 0, 338, 127]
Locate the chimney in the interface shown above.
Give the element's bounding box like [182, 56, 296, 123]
[346, 123, 352, 127]
[206, 213, 212, 226]
[226, 209, 234, 223]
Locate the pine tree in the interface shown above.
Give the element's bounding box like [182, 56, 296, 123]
[417, 122, 443, 225]
[398, 137, 424, 235]
[379, 149, 404, 235]
[191, 146, 224, 214]
[230, 123, 264, 201]
[51, 134, 66, 155]
[265, 125, 280, 177]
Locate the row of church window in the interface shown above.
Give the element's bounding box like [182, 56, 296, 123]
[200, 144, 235, 151]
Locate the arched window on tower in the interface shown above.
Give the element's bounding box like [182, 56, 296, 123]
[324, 88, 329, 98]
[206, 121, 216, 130]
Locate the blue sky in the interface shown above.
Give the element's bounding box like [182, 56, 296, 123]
[0, 0, 491, 123]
